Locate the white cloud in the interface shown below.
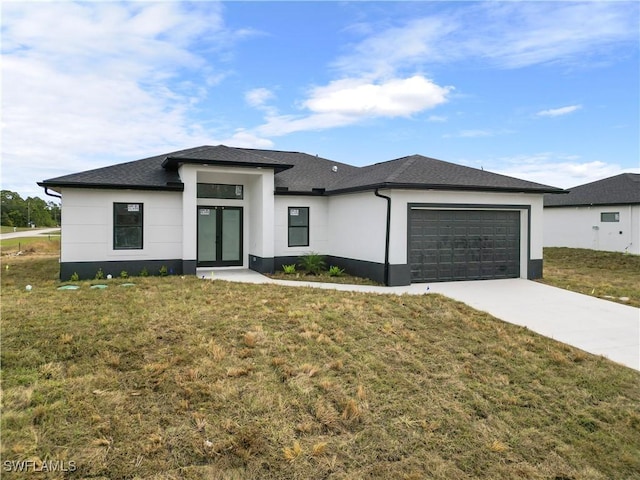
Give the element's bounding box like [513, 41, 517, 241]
[335, 2, 638, 74]
[536, 105, 582, 117]
[443, 129, 509, 139]
[304, 76, 452, 117]
[494, 153, 638, 188]
[246, 2, 635, 141]
[333, 16, 458, 78]
[245, 88, 275, 109]
[253, 76, 452, 137]
[256, 113, 356, 137]
[223, 130, 274, 149]
[1, 2, 242, 195]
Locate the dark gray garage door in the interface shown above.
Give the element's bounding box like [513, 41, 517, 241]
[409, 209, 520, 282]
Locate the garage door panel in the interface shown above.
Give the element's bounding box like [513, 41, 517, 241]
[409, 209, 520, 282]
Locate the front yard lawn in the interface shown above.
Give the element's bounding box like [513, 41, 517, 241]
[1, 254, 639, 479]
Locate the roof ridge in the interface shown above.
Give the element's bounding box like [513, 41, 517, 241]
[385, 156, 418, 182]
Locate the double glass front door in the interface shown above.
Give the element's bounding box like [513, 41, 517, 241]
[197, 206, 243, 266]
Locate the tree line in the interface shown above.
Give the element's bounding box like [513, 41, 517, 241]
[1, 190, 61, 228]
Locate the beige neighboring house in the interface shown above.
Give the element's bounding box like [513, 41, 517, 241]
[544, 173, 640, 254]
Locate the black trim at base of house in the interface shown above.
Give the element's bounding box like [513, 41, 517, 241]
[388, 264, 412, 286]
[325, 255, 387, 285]
[249, 254, 274, 274]
[528, 259, 543, 280]
[60, 259, 186, 281]
[61, 255, 543, 284]
[250, 254, 410, 287]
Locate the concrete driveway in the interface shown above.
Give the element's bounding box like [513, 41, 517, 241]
[428, 279, 639, 371]
[206, 269, 639, 371]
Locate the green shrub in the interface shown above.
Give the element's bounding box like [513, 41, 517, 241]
[282, 264, 297, 274]
[298, 253, 326, 275]
[139, 268, 149, 277]
[328, 266, 345, 277]
[70, 272, 79, 282]
[94, 268, 104, 280]
[159, 265, 168, 276]
[120, 270, 128, 279]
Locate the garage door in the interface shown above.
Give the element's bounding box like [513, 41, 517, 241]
[409, 209, 520, 282]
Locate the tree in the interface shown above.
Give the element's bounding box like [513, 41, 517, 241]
[1, 190, 60, 227]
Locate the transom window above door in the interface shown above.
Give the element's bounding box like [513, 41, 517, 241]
[197, 183, 243, 200]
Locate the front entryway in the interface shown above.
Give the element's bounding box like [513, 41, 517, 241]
[197, 206, 243, 266]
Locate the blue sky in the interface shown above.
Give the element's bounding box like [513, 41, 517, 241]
[2, 1, 638, 198]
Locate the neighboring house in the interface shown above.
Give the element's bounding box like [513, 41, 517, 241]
[544, 173, 640, 255]
[39, 145, 563, 285]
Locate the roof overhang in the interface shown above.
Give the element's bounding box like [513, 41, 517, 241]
[545, 201, 640, 208]
[37, 181, 184, 192]
[326, 182, 566, 195]
[162, 156, 294, 173]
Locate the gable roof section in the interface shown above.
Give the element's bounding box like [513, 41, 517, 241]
[544, 173, 640, 207]
[38, 145, 294, 192]
[39, 146, 563, 194]
[37, 148, 193, 192]
[162, 145, 293, 172]
[328, 155, 562, 194]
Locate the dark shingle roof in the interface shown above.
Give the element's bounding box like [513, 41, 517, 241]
[39, 146, 563, 194]
[328, 155, 562, 194]
[240, 149, 359, 192]
[37, 147, 199, 191]
[38, 145, 293, 192]
[162, 145, 293, 172]
[544, 173, 640, 207]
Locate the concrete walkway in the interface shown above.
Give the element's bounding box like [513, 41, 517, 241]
[0, 227, 60, 240]
[202, 269, 640, 371]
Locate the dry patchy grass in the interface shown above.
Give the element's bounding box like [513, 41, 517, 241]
[1, 236, 60, 257]
[1, 257, 639, 479]
[541, 247, 640, 307]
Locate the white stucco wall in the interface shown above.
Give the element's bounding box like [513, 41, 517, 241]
[179, 164, 276, 267]
[275, 189, 545, 278]
[59, 188, 183, 263]
[327, 192, 387, 263]
[274, 196, 329, 257]
[544, 205, 640, 254]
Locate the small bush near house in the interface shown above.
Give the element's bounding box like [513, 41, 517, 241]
[298, 252, 326, 275]
[158, 265, 168, 276]
[94, 268, 104, 280]
[69, 272, 79, 282]
[120, 270, 128, 279]
[139, 268, 149, 277]
[328, 265, 345, 277]
[282, 264, 296, 274]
